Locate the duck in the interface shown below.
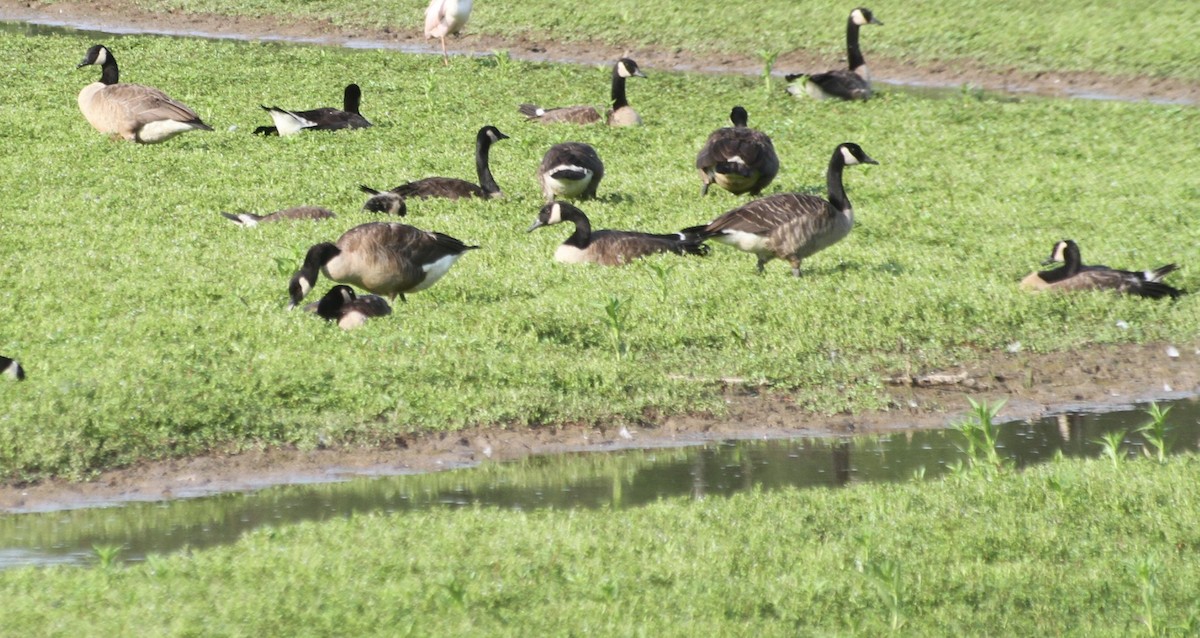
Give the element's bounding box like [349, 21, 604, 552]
[682, 142, 878, 276]
[527, 201, 709, 266]
[309, 285, 393, 330]
[695, 106, 780, 196]
[536, 142, 604, 203]
[785, 8, 883, 101]
[254, 84, 372, 136]
[1019, 239, 1183, 299]
[288, 221, 479, 308]
[425, 0, 474, 65]
[518, 58, 647, 126]
[1, 356, 24, 381]
[360, 125, 508, 204]
[76, 44, 213, 143]
[220, 206, 338, 228]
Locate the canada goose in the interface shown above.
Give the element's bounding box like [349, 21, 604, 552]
[357, 187, 408, 216]
[76, 44, 213, 143]
[220, 206, 337, 228]
[536, 142, 604, 203]
[1019, 239, 1183, 299]
[785, 8, 883, 101]
[682, 142, 877, 276]
[311, 285, 393, 330]
[288, 221, 479, 308]
[1, 356, 24, 381]
[253, 84, 372, 136]
[360, 126, 508, 204]
[695, 106, 780, 196]
[518, 58, 647, 126]
[527, 201, 709, 266]
[425, 0, 474, 65]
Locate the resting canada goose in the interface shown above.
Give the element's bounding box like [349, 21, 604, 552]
[254, 84, 372, 136]
[695, 106, 780, 196]
[536, 142, 604, 203]
[527, 201, 709, 266]
[785, 8, 883, 101]
[360, 126, 508, 204]
[288, 221, 479, 308]
[357, 187, 408, 216]
[311, 285, 393, 330]
[76, 44, 213, 143]
[1019, 239, 1183, 299]
[220, 206, 337, 228]
[682, 142, 878, 276]
[425, 0, 474, 65]
[1, 356, 24, 381]
[518, 58, 647, 126]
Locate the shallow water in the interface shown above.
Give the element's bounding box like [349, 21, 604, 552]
[1, 398, 1197, 569]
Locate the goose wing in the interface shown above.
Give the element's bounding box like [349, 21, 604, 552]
[704, 193, 829, 236]
[102, 83, 206, 125]
[389, 177, 485, 200]
[808, 70, 872, 100]
[519, 104, 602, 124]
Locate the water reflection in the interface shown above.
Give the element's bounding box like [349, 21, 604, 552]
[1, 398, 1197, 568]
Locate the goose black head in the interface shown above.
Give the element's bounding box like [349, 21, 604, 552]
[77, 44, 111, 68]
[478, 125, 510, 145]
[288, 243, 342, 309]
[729, 106, 749, 127]
[615, 58, 647, 79]
[527, 201, 577, 232]
[1043, 239, 1079, 265]
[851, 7, 882, 26]
[838, 142, 879, 166]
[362, 191, 406, 216]
[316, 285, 357, 321]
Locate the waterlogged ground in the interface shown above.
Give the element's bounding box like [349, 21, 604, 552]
[0, 5, 1197, 510]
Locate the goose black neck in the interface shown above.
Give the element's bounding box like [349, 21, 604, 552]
[475, 134, 501, 196]
[100, 56, 119, 85]
[343, 84, 362, 114]
[826, 148, 851, 212]
[846, 16, 866, 74]
[611, 67, 630, 110]
[561, 206, 593, 247]
[1060, 242, 1083, 275]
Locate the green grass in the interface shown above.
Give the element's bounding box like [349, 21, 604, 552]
[0, 31, 1198, 481]
[3, 453, 1200, 635]
[30, 0, 1200, 81]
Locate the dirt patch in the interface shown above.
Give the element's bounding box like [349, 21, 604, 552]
[3, 343, 1197, 512]
[4, 0, 1198, 104]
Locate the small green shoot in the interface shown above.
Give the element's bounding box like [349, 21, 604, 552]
[1094, 430, 1129, 469]
[602, 296, 629, 361]
[1136, 402, 1173, 464]
[1134, 555, 1160, 636]
[92, 543, 123, 569]
[953, 398, 1009, 473]
[862, 558, 907, 632]
[757, 49, 780, 93]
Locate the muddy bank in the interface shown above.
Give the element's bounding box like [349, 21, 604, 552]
[3, 343, 1197, 512]
[3, 0, 1198, 104]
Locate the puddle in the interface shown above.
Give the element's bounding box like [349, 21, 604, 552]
[1, 398, 1197, 569]
[1, 17, 1194, 106]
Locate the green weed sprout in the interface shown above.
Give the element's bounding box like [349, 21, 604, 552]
[953, 398, 1009, 472]
[863, 558, 907, 631]
[92, 543, 123, 569]
[603, 296, 628, 360]
[1136, 402, 1173, 464]
[1094, 430, 1129, 470]
[757, 49, 780, 93]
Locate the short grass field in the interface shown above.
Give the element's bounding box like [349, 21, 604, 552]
[2, 450, 1199, 635]
[0, 27, 1198, 481]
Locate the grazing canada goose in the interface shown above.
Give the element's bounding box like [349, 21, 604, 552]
[253, 84, 372, 136]
[695, 106, 780, 196]
[311, 285, 393, 330]
[785, 8, 883, 101]
[220, 206, 337, 228]
[1019, 239, 1183, 299]
[288, 221, 479, 308]
[536, 142, 604, 203]
[359, 126, 508, 204]
[76, 44, 213, 143]
[1, 356, 24, 381]
[527, 201, 709, 266]
[357, 187, 408, 216]
[682, 142, 878, 276]
[425, 0, 474, 65]
[518, 58, 647, 126]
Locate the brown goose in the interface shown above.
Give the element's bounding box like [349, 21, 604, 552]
[76, 44, 213, 143]
[288, 222, 479, 308]
[357, 188, 408, 216]
[695, 106, 780, 196]
[518, 58, 647, 126]
[1019, 240, 1183, 299]
[220, 206, 338, 228]
[360, 126, 508, 205]
[310, 285, 393, 330]
[785, 8, 883, 101]
[682, 142, 877, 276]
[254, 84, 372, 136]
[527, 201, 708, 266]
[536, 142, 605, 203]
[1, 356, 24, 381]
